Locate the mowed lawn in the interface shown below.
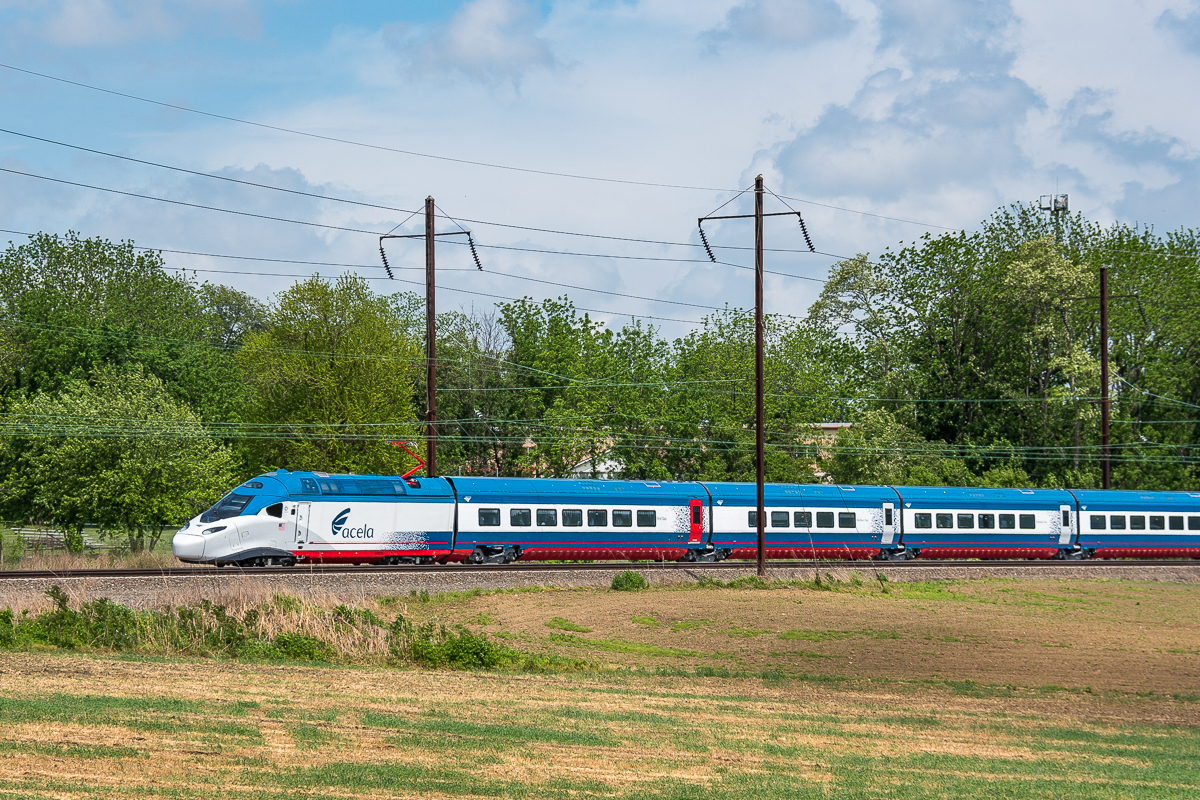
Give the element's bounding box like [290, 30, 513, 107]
[1, 576, 1198, 799]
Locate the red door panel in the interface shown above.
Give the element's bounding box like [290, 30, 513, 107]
[689, 500, 703, 543]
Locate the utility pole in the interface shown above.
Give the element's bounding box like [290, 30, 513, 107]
[379, 199, 481, 479]
[1100, 264, 1110, 490]
[698, 176, 816, 579]
[425, 196, 438, 476]
[753, 176, 766, 579]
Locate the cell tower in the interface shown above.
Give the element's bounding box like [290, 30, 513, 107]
[1038, 194, 1069, 216]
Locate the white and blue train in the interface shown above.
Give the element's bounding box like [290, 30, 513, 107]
[171, 470, 1200, 567]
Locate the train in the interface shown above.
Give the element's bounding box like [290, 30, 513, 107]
[170, 470, 1200, 567]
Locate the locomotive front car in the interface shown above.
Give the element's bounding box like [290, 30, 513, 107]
[895, 487, 1078, 559]
[1071, 489, 1200, 559]
[705, 482, 899, 560]
[172, 470, 455, 566]
[447, 477, 713, 563]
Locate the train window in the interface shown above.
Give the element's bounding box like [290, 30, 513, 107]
[510, 509, 532, 527]
[747, 511, 758, 527]
[1090, 515, 1106, 530]
[838, 512, 857, 529]
[979, 514, 995, 529]
[1110, 515, 1126, 530]
[936, 514, 953, 529]
[637, 510, 657, 527]
[588, 509, 608, 527]
[613, 510, 633, 527]
[478, 508, 500, 526]
[563, 509, 583, 527]
[318, 480, 341, 494]
[957, 514, 974, 529]
[691, 505, 703, 526]
[914, 513, 932, 528]
[200, 493, 252, 523]
[1190, 516, 1200, 531]
[771, 511, 789, 528]
[1062, 510, 1070, 526]
[1019, 514, 1035, 529]
[816, 512, 834, 528]
[884, 508, 893, 525]
[1150, 516, 1165, 530]
[999, 514, 1015, 529]
[537, 509, 558, 527]
[1169, 516, 1184, 530]
[795, 511, 811, 528]
[299, 478, 319, 494]
[1130, 515, 1145, 530]
[265, 503, 283, 518]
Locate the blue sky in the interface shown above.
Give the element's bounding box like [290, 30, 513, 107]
[2, 0, 1199, 336]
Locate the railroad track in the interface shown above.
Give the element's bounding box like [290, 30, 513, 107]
[1, 559, 1197, 580]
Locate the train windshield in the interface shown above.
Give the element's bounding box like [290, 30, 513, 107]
[200, 493, 253, 523]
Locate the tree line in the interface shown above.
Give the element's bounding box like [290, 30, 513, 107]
[0, 203, 1195, 549]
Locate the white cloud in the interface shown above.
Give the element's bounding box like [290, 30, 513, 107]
[704, 0, 856, 50]
[1158, 2, 1200, 55]
[388, 0, 557, 85]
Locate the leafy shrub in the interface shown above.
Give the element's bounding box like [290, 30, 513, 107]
[610, 570, 648, 592]
[389, 613, 510, 669]
[271, 633, 335, 662]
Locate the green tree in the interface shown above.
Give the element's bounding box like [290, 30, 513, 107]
[236, 275, 423, 475]
[0, 232, 254, 424]
[0, 366, 237, 551]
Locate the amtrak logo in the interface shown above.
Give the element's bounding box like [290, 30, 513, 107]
[331, 508, 375, 539]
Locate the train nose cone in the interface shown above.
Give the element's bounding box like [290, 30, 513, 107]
[173, 532, 205, 561]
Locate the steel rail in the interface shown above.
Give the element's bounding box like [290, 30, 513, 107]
[0, 559, 1196, 581]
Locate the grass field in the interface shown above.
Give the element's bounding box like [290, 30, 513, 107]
[1, 576, 1198, 798]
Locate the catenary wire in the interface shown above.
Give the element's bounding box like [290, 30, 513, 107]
[0, 124, 842, 257]
[0, 61, 958, 231]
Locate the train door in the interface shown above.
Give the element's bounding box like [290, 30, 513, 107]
[689, 499, 704, 543]
[882, 502, 896, 545]
[1059, 504, 1074, 545]
[295, 502, 311, 545]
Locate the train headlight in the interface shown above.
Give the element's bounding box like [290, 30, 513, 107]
[202, 526, 228, 535]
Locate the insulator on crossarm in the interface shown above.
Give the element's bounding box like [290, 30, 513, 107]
[797, 214, 815, 252]
[468, 234, 483, 270]
[379, 241, 394, 279]
[698, 223, 717, 262]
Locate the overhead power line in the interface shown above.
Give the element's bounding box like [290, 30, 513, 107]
[0, 126, 830, 257]
[0, 227, 748, 313]
[0, 167, 384, 236]
[0, 61, 955, 230]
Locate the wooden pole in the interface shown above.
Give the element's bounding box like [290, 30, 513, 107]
[755, 175, 766, 578]
[425, 195, 437, 478]
[1100, 264, 1110, 489]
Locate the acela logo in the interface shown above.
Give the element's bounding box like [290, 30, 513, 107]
[331, 508, 374, 539]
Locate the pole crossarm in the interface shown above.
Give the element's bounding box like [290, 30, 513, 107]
[379, 232, 471, 240]
[698, 211, 800, 222]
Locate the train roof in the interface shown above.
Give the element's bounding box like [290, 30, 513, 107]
[264, 470, 455, 499]
[445, 476, 703, 504]
[897, 486, 1074, 508]
[1071, 489, 1200, 511]
[702, 482, 898, 505]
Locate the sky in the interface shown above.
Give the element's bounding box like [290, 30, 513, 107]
[1, 0, 1199, 338]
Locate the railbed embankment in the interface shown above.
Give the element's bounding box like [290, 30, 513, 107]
[0, 561, 1197, 608]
